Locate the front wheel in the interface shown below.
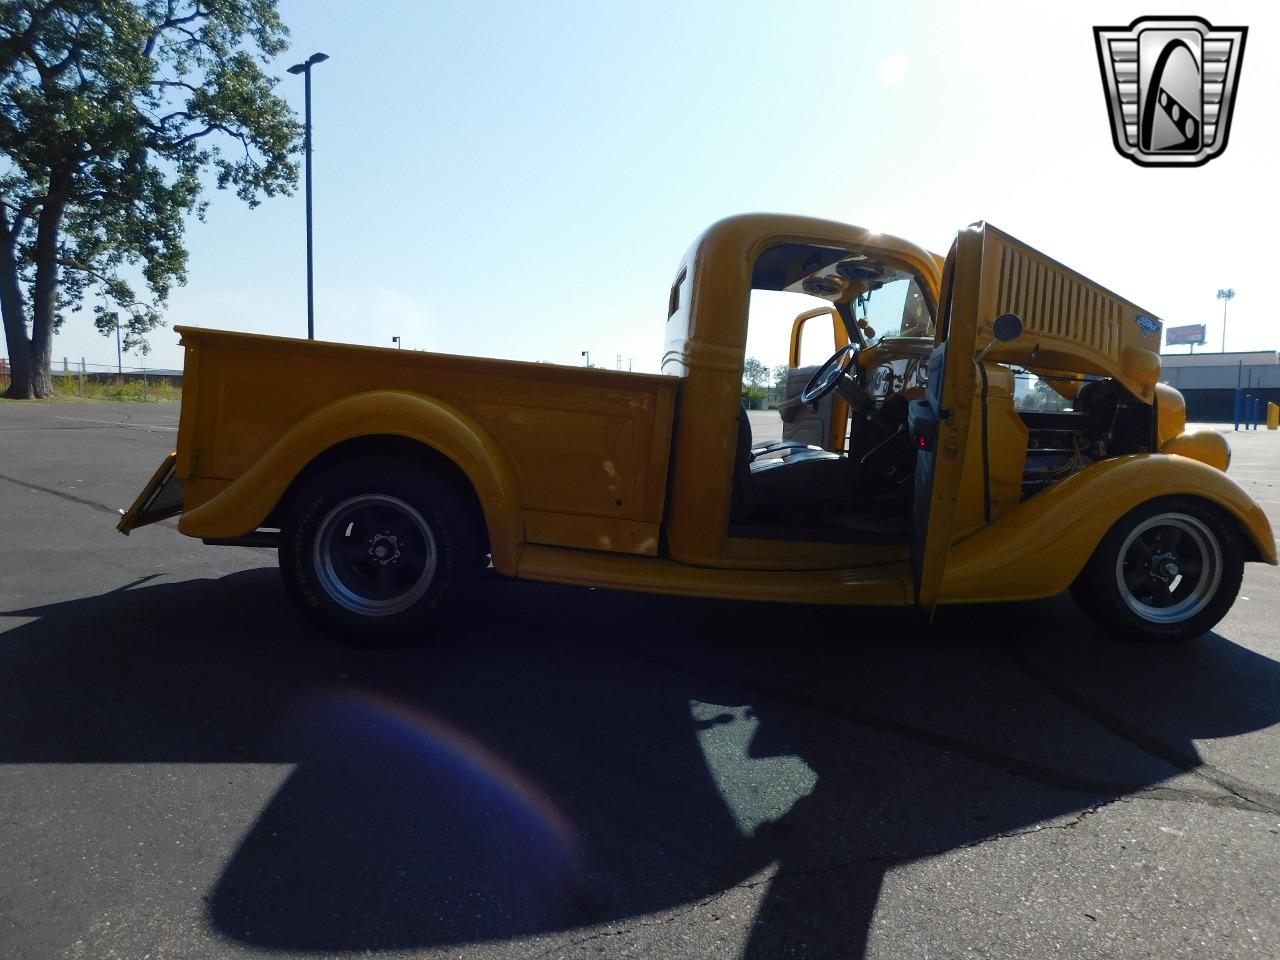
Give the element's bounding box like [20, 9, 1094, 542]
[279, 459, 483, 644]
[1070, 497, 1243, 642]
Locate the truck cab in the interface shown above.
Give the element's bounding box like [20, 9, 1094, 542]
[660, 215, 941, 580]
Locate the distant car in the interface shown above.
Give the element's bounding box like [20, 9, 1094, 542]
[120, 214, 1274, 643]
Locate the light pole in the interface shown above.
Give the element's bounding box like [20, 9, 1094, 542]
[287, 52, 329, 340]
[392, 336, 401, 349]
[581, 350, 590, 367]
[1217, 288, 1235, 353]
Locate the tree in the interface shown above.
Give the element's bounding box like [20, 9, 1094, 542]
[0, 0, 300, 399]
[1021, 376, 1071, 412]
[742, 356, 766, 390]
[771, 363, 789, 400]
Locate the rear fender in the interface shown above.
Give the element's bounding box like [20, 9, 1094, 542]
[939, 454, 1277, 603]
[177, 390, 524, 573]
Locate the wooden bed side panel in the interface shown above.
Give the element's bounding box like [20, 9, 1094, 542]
[178, 327, 678, 526]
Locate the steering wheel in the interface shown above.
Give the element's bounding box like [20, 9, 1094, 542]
[801, 343, 860, 406]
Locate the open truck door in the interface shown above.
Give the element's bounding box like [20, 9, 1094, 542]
[116, 452, 183, 534]
[908, 226, 983, 612]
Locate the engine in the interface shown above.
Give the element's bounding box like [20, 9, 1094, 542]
[1020, 378, 1164, 497]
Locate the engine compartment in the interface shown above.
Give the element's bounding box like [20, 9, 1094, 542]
[1019, 378, 1157, 498]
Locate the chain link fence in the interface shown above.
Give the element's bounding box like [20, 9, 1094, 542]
[1, 357, 183, 402]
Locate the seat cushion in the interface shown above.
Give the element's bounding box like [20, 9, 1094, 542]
[751, 441, 826, 464]
[751, 439, 814, 459]
[749, 448, 841, 473]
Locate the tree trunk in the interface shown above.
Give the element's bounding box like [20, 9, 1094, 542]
[25, 298, 54, 399]
[0, 207, 34, 399]
[25, 175, 68, 399]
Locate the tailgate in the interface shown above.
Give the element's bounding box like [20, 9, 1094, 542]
[116, 453, 184, 534]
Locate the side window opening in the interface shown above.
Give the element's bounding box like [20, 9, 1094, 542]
[730, 240, 935, 547]
[668, 266, 687, 319]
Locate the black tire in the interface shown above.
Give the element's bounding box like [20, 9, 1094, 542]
[1070, 496, 1243, 643]
[278, 458, 483, 644]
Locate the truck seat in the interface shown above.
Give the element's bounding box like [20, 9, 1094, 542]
[734, 406, 847, 516]
[751, 438, 816, 460]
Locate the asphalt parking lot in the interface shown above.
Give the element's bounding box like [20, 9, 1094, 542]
[2, 400, 1279, 960]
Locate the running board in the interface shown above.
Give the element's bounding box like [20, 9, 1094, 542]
[516, 544, 911, 606]
[202, 529, 281, 548]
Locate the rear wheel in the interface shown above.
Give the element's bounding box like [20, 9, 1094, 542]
[1070, 497, 1243, 642]
[279, 459, 483, 644]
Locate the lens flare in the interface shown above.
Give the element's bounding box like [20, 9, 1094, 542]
[317, 690, 579, 854]
[210, 689, 582, 949]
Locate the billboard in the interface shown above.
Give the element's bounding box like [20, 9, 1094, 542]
[1166, 323, 1207, 346]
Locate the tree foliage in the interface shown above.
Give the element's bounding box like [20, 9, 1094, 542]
[742, 356, 766, 390]
[0, 0, 300, 398]
[771, 363, 789, 398]
[1019, 376, 1073, 412]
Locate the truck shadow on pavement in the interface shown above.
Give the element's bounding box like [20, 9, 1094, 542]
[2, 569, 1279, 958]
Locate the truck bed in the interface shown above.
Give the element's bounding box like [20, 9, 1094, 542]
[173, 327, 678, 556]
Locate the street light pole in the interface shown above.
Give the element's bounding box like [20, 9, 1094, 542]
[287, 52, 329, 340]
[392, 336, 401, 349]
[1217, 288, 1235, 353]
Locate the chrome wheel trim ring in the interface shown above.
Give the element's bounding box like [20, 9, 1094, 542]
[313, 493, 438, 617]
[1114, 512, 1221, 625]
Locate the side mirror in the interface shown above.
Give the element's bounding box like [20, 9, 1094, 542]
[976, 312, 1023, 363]
[992, 312, 1023, 342]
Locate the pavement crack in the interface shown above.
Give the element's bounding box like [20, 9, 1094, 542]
[863, 787, 1276, 866]
[0, 472, 179, 530]
[536, 622, 1175, 801]
[0, 471, 123, 517]
[1136, 782, 1276, 813]
[752, 790, 1245, 882]
[1004, 645, 1280, 815]
[533, 883, 753, 958]
[953, 797, 1118, 851]
[531, 787, 1258, 958]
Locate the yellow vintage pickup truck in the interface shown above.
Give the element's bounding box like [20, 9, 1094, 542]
[120, 214, 1275, 643]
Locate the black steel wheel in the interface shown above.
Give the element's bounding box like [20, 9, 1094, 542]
[279, 458, 483, 644]
[1071, 497, 1243, 642]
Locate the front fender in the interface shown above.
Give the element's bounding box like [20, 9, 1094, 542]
[939, 454, 1277, 604]
[178, 390, 524, 573]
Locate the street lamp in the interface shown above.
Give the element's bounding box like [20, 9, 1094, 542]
[581, 350, 590, 367]
[392, 336, 401, 349]
[287, 51, 329, 340]
[1217, 288, 1235, 353]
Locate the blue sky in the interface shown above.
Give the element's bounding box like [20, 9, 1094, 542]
[49, 0, 1279, 374]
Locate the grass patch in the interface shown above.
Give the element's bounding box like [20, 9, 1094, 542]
[1, 374, 181, 402]
[54, 373, 181, 402]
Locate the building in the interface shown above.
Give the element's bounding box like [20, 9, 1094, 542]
[1159, 351, 1280, 421]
